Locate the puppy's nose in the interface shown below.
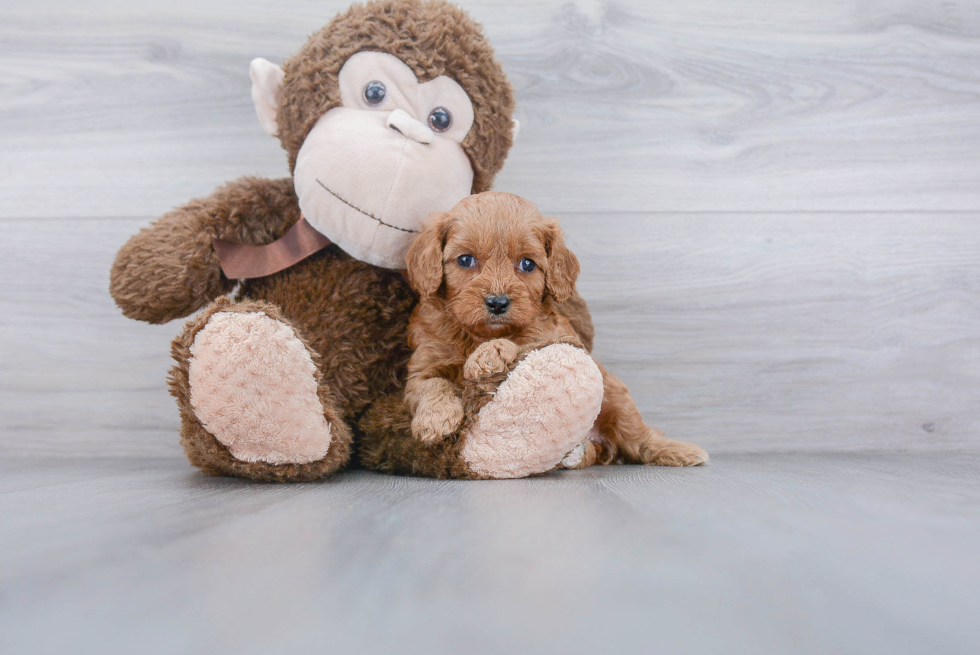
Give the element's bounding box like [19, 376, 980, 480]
[484, 294, 510, 315]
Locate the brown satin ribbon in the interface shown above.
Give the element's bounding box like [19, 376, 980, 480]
[212, 216, 333, 279]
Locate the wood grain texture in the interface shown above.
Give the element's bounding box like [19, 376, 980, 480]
[1, 454, 978, 654]
[2, 0, 980, 217]
[2, 213, 976, 456]
[1, 0, 978, 456]
[573, 212, 980, 452]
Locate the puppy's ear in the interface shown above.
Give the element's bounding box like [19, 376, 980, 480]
[544, 219, 580, 303]
[406, 212, 451, 297]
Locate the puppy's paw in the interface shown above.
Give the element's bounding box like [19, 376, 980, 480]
[411, 395, 465, 443]
[640, 430, 709, 467]
[464, 339, 520, 381]
[560, 440, 599, 470]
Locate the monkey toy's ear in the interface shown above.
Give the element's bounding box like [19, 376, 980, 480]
[406, 213, 452, 298]
[544, 219, 580, 303]
[250, 57, 285, 137]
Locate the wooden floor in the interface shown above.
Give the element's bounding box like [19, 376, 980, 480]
[2, 453, 979, 654]
[2, 1, 979, 652]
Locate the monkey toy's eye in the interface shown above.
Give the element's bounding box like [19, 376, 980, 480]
[363, 81, 386, 106]
[519, 258, 536, 273]
[428, 107, 452, 132]
[457, 254, 476, 268]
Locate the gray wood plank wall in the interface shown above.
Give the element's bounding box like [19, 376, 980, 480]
[2, 0, 978, 457]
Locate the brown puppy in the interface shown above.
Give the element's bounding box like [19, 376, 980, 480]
[404, 192, 708, 468]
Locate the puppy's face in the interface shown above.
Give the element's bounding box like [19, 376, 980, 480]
[406, 192, 580, 339]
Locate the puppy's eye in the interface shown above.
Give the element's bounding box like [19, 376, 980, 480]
[363, 81, 386, 106]
[428, 107, 452, 132]
[457, 254, 476, 268]
[519, 258, 536, 273]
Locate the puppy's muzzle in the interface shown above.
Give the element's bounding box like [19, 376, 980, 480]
[484, 294, 510, 316]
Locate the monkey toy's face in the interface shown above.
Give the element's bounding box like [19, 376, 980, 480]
[251, 52, 481, 269]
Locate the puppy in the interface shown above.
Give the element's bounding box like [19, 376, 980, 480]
[403, 192, 707, 468]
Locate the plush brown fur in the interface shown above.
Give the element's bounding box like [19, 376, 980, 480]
[110, 177, 299, 325]
[357, 395, 474, 478]
[277, 0, 515, 192]
[170, 297, 354, 482]
[402, 192, 708, 467]
[109, 1, 527, 481]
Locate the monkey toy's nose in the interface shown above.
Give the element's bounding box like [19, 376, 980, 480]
[386, 108, 434, 145]
[484, 294, 511, 316]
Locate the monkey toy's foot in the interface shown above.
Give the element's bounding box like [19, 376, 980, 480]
[170, 297, 352, 482]
[460, 343, 604, 479]
[357, 341, 604, 480]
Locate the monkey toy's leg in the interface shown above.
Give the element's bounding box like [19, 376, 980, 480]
[359, 341, 605, 479]
[170, 297, 353, 482]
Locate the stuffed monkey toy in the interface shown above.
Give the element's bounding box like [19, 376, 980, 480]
[110, 0, 606, 481]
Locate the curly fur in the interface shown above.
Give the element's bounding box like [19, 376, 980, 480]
[356, 195, 602, 478]
[403, 193, 588, 443]
[401, 192, 709, 467]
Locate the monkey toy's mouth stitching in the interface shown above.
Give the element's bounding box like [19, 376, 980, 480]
[316, 179, 420, 234]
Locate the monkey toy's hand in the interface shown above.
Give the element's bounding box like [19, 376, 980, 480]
[464, 339, 520, 381]
[411, 391, 465, 443]
[110, 177, 299, 324]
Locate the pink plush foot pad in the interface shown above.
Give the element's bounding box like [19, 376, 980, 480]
[462, 343, 604, 479]
[188, 311, 332, 465]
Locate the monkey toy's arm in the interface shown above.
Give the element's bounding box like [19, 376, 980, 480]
[110, 176, 301, 324]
